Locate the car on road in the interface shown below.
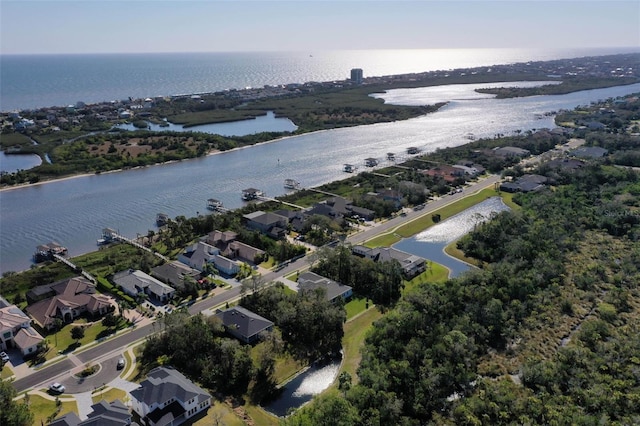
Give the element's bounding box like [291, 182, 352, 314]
[0, 352, 9, 363]
[117, 357, 125, 370]
[49, 382, 65, 394]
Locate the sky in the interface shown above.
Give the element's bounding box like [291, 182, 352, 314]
[1, 0, 638, 54]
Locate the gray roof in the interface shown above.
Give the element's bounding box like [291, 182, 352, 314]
[215, 306, 274, 341]
[50, 400, 131, 426]
[112, 269, 175, 297]
[150, 261, 200, 289]
[570, 146, 608, 158]
[131, 366, 211, 407]
[298, 272, 352, 302]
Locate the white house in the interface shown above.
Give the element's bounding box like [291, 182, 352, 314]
[112, 269, 175, 303]
[178, 241, 240, 277]
[131, 366, 211, 426]
[0, 297, 44, 356]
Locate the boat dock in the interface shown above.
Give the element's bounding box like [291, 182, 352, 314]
[52, 254, 96, 283]
[242, 188, 264, 201]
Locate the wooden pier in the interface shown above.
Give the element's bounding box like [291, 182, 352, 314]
[52, 254, 96, 283]
[257, 195, 305, 210]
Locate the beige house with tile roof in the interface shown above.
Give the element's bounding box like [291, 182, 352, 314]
[26, 277, 113, 330]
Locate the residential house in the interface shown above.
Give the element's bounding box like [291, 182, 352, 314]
[499, 174, 548, 193]
[26, 277, 113, 330]
[50, 399, 132, 426]
[422, 165, 464, 183]
[215, 306, 274, 344]
[352, 246, 427, 279]
[570, 146, 609, 159]
[177, 241, 240, 277]
[150, 261, 201, 291]
[131, 366, 211, 426]
[112, 269, 175, 304]
[544, 158, 585, 171]
[243, 211, 288, 239]
[0, 297, 44, 356]
[493, 146, 531, 158]
[274, 209, 307, 232]
[297, 272, 353, 303]
[204, 230, 266, 264]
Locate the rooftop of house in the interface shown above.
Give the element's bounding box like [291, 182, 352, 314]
[131, 366, 211, 407]
[297, 271, 353, 302]
[215, 306, 274, 340]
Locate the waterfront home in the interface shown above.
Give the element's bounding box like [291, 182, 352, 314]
[26, 277, 113, 330]
[422, 165, 464, 183]
[131, 366, 211, 426]
[178, 241, 240, 276]
[243, 211, 288, 239]
[0, 297, 44, 357]
[150, 261, 201, 291]
[492, 146, 531, 158]
[569, 146, 609, 159]
[297, 272, 353, 303]
[112, 269, 176, 303]
[499, 174, 548, 193]
[50, 399, 131, 426]
[204, 230, 266, 264]
[215, 306, 274, 344]
[352, 246, 427, 279]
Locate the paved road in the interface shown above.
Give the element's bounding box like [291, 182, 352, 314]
[12, 174, 499, 394]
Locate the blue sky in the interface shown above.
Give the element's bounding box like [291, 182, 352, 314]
[1, 1, 638, 54]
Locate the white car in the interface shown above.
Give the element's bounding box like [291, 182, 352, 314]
[49, 382, 65, 393]
[0, 352, 9, 363]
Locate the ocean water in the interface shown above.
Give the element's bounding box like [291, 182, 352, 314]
[2, 47, 638, 111]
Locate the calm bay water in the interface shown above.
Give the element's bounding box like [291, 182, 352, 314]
[1, 47, 637, 111]
[1, 82, 639, 274]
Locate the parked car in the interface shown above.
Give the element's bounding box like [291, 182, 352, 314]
[117, 357, 125, 370]
[49, 382, 65, 394]
[0, 352, 9, 363]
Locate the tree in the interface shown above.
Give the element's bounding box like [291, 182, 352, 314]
[71, 326, 85, 345]
[0, 380, 33, 426]
[101, 313, 118, 329]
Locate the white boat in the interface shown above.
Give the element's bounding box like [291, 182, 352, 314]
[207, 198, 223, 210]
[242, 188, 264, 201]
[284, 179, 301, 190]
[343, 164, 357, 173]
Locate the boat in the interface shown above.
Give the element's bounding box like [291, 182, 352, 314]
[387, 152, 396, 161]
[364, 158, 379, 167]
[343, 164, 357, 173]
[407, 147, 420, 155]
[207, 198, 223, 210]
[284, 179, 301, 190]
[242, 188, 264, 201]
[156, 213, 169, 226]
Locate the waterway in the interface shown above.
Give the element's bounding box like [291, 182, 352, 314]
[264, 358, 341, 417]
[1, 82, 639, 274]
[394, 197, 511, 278]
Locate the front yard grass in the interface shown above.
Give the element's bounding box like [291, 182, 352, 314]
[345, 297, 369, 319]
[1, 364, 14, 379]
[91, 387, 126, 404]
[27, 393, 77, 426]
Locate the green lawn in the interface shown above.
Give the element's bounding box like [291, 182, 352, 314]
[1, 364, 14, 379]
[91, 387, 127, 404]
[193, 400, 248, 426]
[338, 307, 383, 386]
[48, 319, 112, 355]
[403, 261, 451, 294]
[345, 297, 369, 319]
[27, 394, 77, 426]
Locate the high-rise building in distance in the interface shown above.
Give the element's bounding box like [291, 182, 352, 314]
[350, 68, 363, 84]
